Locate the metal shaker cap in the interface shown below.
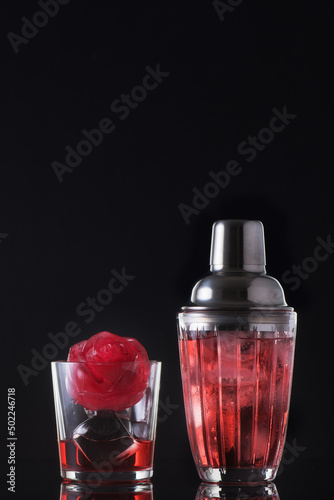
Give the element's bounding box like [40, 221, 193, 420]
[185, 219, 290, 309]
[210, 220, 266, 273]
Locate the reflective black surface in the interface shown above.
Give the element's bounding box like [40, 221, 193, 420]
[1, 1, 333, 498]
[7, 455, 332, 498]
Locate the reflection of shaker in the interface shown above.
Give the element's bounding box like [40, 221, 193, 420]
[177, 220, 297, 483]
[196, 482, 279, 499]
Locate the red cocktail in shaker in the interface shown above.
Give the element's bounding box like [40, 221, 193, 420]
[177, 220, 296, 483]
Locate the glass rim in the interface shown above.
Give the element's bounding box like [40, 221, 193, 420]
[51, 359, 161, 366]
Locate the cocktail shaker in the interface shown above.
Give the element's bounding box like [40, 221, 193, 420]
[177, 220, 296, 483]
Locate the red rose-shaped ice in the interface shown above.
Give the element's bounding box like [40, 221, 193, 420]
[66, 331, 150, 411]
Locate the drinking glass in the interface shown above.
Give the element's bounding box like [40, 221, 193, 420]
[52, 360, 161, 482]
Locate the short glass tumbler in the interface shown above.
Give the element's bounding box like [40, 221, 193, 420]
[51, 360, 161, 482]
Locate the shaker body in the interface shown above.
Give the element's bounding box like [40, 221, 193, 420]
[177, 310, 296, 483]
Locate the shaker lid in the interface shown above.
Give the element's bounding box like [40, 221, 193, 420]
[185, 219, 291, 310]
[210, 220, 266, 272]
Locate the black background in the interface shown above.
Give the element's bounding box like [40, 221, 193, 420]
[1, 1, 333, 498]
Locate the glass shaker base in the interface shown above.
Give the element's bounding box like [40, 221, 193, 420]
[198, 466, 277, 483]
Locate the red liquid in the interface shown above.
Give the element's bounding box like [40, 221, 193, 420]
[59, 438, 154, 474]
[179, 332, 295, 474]
[61, 486, 152, 500]
[61, 484, 152, 500]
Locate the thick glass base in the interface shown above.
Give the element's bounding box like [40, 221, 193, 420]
[61, 481, 153, 496]
[198, 466, 277, 483]
[61, 468, 153, 482]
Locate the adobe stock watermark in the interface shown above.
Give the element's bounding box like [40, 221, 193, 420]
[7, 0, 71, 54]
[17, 267, 135, 385]
[282, 234, 334, 291]
[178, 105, 297, 224]
[213, 0, 244, 22]
[157, 396, 180, 423]
[237, 438, 306, 486]
[276, 438, 306, 477]
[0, 233, 9, 244]
[51, 64, 170, 183]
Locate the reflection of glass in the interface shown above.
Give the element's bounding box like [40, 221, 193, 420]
[60, 480, 153, 499]
[52, 361, 161, 482]
[196, 482, 279, 499]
